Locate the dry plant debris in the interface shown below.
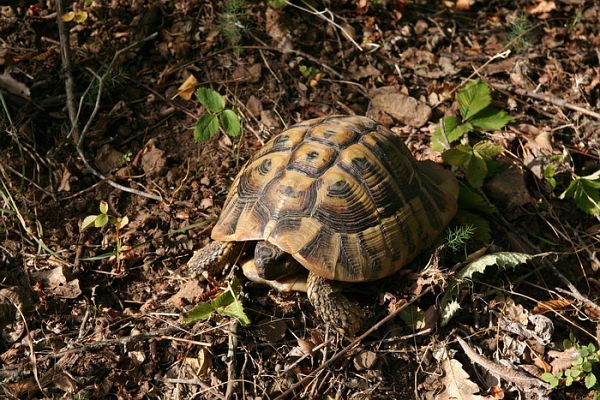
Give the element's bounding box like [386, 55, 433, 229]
[0, 0, 599, 398]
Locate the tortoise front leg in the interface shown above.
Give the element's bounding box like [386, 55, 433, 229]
[306, 271, 363, 336]
[187, 241, 244, 278]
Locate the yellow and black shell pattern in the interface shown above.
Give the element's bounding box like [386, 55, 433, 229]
[211, 116, 459, 282]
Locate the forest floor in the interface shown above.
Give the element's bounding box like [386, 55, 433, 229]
[0, 0, 599, 399]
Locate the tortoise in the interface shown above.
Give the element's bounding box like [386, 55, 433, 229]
[188, 115, 458, 335]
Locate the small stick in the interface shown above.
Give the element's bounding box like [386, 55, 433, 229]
[457, 337, 550, 389]
[490, 83, 600, 120]
[273, 286, 433, 400]
[56, 0, 79, 143]
[225, 320, 239, 400]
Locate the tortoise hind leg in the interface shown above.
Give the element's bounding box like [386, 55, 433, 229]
[306, 271, 363, 336]
[187, 241, 244, 278]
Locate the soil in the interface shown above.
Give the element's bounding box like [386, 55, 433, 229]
[0, 0, 599, 399]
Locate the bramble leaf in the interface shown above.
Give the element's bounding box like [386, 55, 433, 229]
[457, 80, 491, 121]
[473, 141, 504, 160]
[220, 109, 241, 137]
[470, 107, 514, 130]
[196, 87, 225, 113]
[194, 114, 220, 142]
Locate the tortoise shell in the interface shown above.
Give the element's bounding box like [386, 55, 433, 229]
[212, 116, 458, 282]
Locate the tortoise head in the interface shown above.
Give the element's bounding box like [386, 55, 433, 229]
[254, 241, 298, 280]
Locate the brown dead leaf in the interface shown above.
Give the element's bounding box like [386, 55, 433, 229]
[353, 350, 378, 371]
[532, 298, 574, 314]
[367, 86, 432, 127]
[548, 348, 578, 373]
[455, 0, 474, 10]
[528, 1, 556, 14]
[141, 141, 166, 178]
[246, 95, 262, 117]
[176, 74, 197, 100]
[435, 358, 483, 400]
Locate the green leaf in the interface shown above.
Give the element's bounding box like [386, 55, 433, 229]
[99, 200, 108, 214]
[464, 152, 488, 188]
[194, 114, 220, 142]
[559, 173, 600, 215]
[541, 372, 559, 388]
[220, 109, 241, 137]
[196, 87, 225, 113]
[440, 252, 531, 326]
[268, 0, 288, 9]
[457, 184, 497, 214]
[457, 80, 492, 121]
[81, 215, 98, 231]
[432, 116, 461, 152]
[220, 300, 250, 326]
[447, 122, 474, 143]
[184, 302, 215, 324]
[212, 290, 234, 309]
[398, 305, 426, 330]
[440, 299, 462, 327]
[94, 213, 109, 228]
[470, 107, 514, 131]
[566, 375, 574, 386]
[586, 373, 597, 389]
[457, 252, 531, 279]
[583, 361, 593, 373]
[473, 141, 505, 160]
[571, 368, 583, 377]
[442, 145, 472, 166]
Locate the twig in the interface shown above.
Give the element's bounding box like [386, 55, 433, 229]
[56, 0, 79, 143]
[54, 4, 162, 202]
[225, 320, 239, 400]
[490, 82, 600, 120]
[273, 286, 433, 400]
[456, 337, 550, 389]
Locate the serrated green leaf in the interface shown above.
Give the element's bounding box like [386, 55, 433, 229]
[195, 87, 225, 112]
[212, 290, 235, 309]
[442, 145, 472, 166]
[571, 368, 582, 377]
[219, 300, 250, 326]
[582, 361, 593, 372]
[94, 213, 109, 228]
[432, 116, 461, 152]
[99, 200, 108, 214]
[457, 252, 531, 279]
[458, 183, 497, 214]
[220, 109, 241, 137]
[440, 299, 462, 327]
[447, 122, 474, 143]
[473, 141, 505, 160]
[194, 114, 220, 142]
[464, 152, 488, 188]
[452, 210, 491, 243]
[457, 80, 492, 121]
[586, 373, 597, 389]
[541, 372, 559, 388]
[184, 302, 215, 324]
[470, 107, 514, 130]
[81, 215, 98, 231]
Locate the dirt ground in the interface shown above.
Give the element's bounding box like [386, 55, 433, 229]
[0, 0, 599, 399]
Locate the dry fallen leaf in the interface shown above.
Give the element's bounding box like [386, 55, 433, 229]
[532, 298, 574, 314]
[436, 358, 483, 400]
[176, 74, 197, 100]
[528, 1, 556, 14]
[455, 0, 474, 11]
